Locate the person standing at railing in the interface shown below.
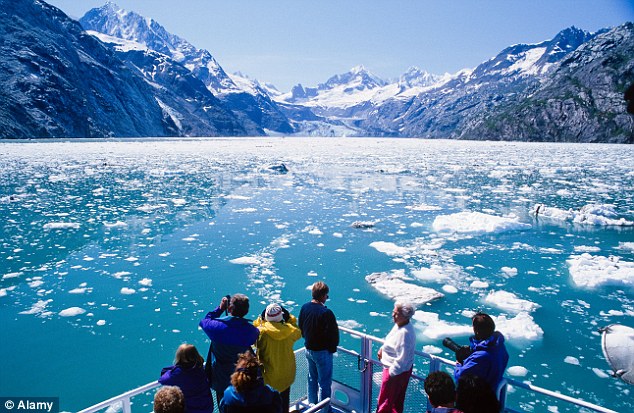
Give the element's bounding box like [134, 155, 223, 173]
[298, 281, 339, 412]
[199, 294, 260, 406]
[453, 312, 509, 394]
[158, 344, 214, 413]
[376, 302, 416, 413]
[254, 303, 302, 413]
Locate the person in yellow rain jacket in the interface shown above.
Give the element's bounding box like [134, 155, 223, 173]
[254, 303, 302, 413]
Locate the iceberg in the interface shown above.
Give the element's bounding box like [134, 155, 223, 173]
[365, 270, 443, 307]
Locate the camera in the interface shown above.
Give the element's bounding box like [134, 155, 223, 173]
[442, 337, 473, 364]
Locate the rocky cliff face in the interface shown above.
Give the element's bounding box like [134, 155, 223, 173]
[458, 24, 634, 143]
[0, 0, 248, 138]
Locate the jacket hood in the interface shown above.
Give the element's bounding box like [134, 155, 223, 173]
[470, 331, 506, 351]
[258, 320, 299, 341]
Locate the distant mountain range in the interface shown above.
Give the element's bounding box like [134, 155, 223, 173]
[1, 0, 632, 142]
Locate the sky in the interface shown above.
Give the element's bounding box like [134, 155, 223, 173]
[46, 0, 634, 91]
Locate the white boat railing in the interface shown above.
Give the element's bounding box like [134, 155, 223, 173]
[78, 326, 619, 413]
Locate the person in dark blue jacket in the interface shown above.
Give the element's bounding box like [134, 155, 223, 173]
[200, 294, 260, 405]
[159, 344, 214, 413]
[454, 312, 509, 393]
[219, 351, 282, 413]
[298, 281, 339, 411]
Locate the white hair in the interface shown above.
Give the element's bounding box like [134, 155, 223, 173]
[395, 302, 415, 319]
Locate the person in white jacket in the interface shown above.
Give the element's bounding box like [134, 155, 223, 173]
[376, 302, 416, 413]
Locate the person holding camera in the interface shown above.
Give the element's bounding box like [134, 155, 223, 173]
[298, 281, 339, 412]
[376, 302, 416, 413]
[199, 294, 260, 406]
[254, 303, 302, 413]
[453, 312, 509, 393]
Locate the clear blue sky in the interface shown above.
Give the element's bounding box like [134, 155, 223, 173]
[47, 0, 634, 91]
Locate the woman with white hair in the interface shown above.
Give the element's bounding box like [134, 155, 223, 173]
[376, 302, 416, 413]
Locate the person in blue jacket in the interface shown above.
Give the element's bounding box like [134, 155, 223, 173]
[219, 351, 282, 413]
[200, 294, 260, 405]
[454, 312, 509, 393]
[159, 344, 214, 413]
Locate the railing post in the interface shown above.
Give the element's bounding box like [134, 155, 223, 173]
[122, 398, 132, 413]
[360, 333, 374, 413]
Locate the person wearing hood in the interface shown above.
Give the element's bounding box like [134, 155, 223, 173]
[454, 312, 509, 393]
[158, 344, 214, 413]
[254, 303, 302, 413]
[219, 351, 282, 413]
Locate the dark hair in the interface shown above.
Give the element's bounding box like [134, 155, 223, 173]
[311, 281, 329, 300]
[456, 374, 500, 413]
[154, 386, 185, 413]
[230, 352, 262, 393]
[472, 312, 495, 340]
[424, 371, 456, 407]
[230, 294, 250, 317]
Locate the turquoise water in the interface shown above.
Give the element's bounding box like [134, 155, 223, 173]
[0, 138, 632, 412]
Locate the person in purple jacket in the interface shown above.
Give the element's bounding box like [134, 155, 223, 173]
[200, 294, 260, 406]
[454, 312, 509, 393]
[159, 344, 214, 413]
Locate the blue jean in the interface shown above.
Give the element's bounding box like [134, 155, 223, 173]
[305, 349, 333, 406]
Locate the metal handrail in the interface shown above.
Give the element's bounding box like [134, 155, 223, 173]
[77, 326, 619, 413]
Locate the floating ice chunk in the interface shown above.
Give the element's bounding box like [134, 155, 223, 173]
[69, 287, 91, 294]
[567, 254, 634, 288]
[407, 204, 442, 211]
[230, 256, 261, 265]
[0, 289, 6, 298]
[532, 203, 633, 226]
[370, 241, 409, 256]
[224, 195, 251, 200]
[422, 345, 443, 354]
[139, 278, 153, 287]
[307, 227, 323, 235]
[120, 287, 136, 295]
[43, 222, 80, 229]
[564, 356, 580, 366]
[59, 307, 86, 317]
[619, 242, 634, 252]
[411, 265, 450, 282]
[485, 291, 540, 313]
[307, 271, 318, 277]
[3, 272, 23, 280]
[470, 280, 489, 289]
[592, 368, 610, 379]
[507, 366, 529, 377]
[432, 211, 530, 235]
[234, 208, 257, 213]
[413, 311, 472, 339]
[171, 198, 187, 206]
[112, 271, 131, 279]
[495, 312, 544, 342]
[332, 232, 343, 238]
[339, 319, 363, 330]
[96, 320, 106, 326]
[351, 221, 376, 229]
[19, 299, 52, 315]
[501, 267, 518, 277]
[442, 285, 458, 294]
[104, 221, 127, 228]
[365, 271, 443, 307]
[574, 245, 601, 253]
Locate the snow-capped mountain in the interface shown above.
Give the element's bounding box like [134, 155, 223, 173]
[80, 2, 292, 134]
[0, 0, 248, 138]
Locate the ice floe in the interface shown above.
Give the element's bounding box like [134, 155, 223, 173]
[507, 366, 529, 377]
[59, 307, 86, 317]
[43, 222, 80, 229]
[567, 254, 634, 288]
[432, 211, 531, 235]
[564, 356, 580, 366]
[120, 287, 136, 295]
[138, 278, 153, 287]
[365, 270, 443, 307]
[532, 203, 634, 226]
[485, 290, 541, 313]
[370, 241, 409, 256]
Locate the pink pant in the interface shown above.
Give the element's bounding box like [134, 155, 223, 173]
[376, 367, 413, 413]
